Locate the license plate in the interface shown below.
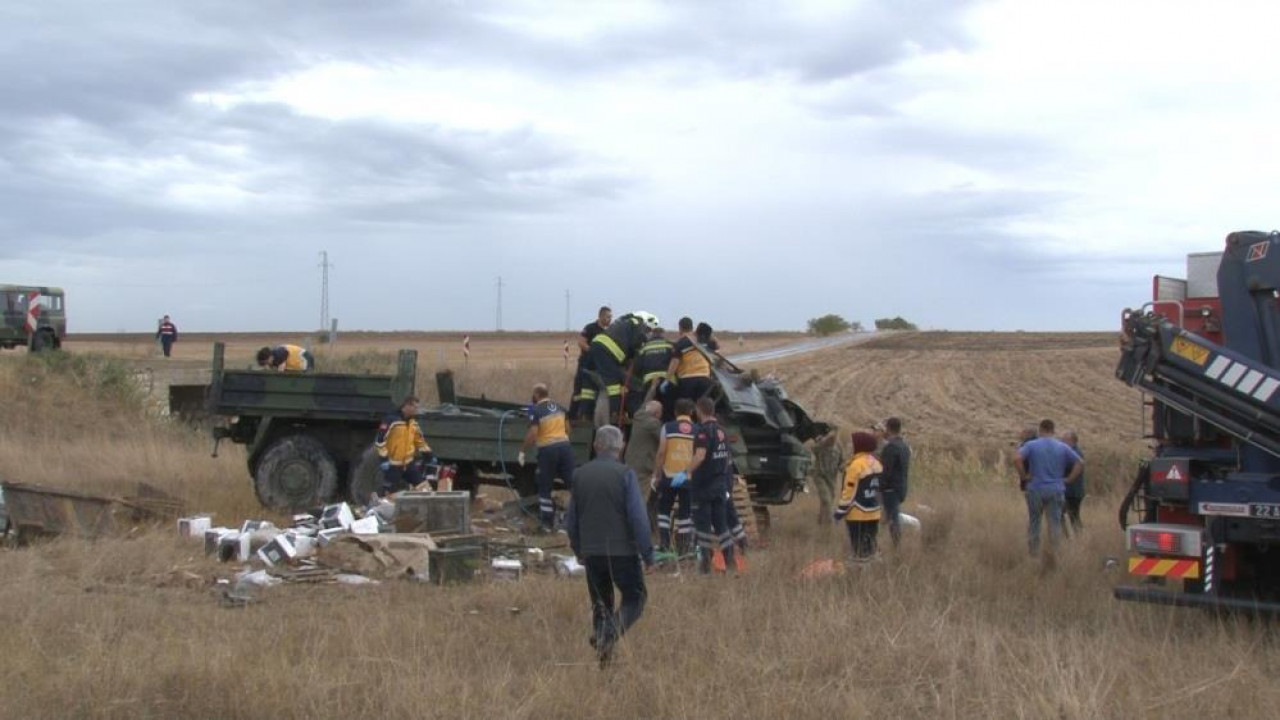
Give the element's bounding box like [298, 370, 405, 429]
[1250, 503, 1280, 519]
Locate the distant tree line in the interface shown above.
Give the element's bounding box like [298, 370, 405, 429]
[875, 316, 918, 331]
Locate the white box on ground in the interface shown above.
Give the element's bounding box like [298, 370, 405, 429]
[317, 527, 346, 547]
[204, 527, 233, 555]
[218, 532, 252, 563]
[257, 535, 298, 566]
[349, 516, 380, 535]
[178, 515, 212, 538]
[491, 558, 523, 581]
[321, 503, 355, 530]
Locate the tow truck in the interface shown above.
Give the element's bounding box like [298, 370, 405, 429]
[1115, 230, 1280, 611]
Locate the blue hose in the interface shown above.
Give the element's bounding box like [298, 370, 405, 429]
[497, 409, 538, 519]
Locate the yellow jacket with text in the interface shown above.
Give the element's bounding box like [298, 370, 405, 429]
[835, 452, 882, 522]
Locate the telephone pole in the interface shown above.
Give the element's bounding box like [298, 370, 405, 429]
[318, 251, 332, 332]
[496, 276, 504, 332]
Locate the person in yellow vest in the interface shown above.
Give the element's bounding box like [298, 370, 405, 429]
[374, 395, 434, 497]
[519, 383, 575, 531]
[835, 431, 883, 561]
[665, 317, 714, 406]
[256, 344, 314, 372]
[651, 398, 698, 555]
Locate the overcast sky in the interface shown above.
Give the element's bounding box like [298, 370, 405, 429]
[2, 0, 1278, 333]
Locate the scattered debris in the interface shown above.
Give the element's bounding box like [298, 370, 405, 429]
[491, 557, 523, 581]
[798, 558, 844, 580]
[0, 481, 184, 543]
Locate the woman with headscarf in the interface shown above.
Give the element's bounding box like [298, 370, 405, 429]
[834, 431, 883, 560]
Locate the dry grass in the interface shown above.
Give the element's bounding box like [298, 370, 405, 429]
[1, 333, 1277, 720]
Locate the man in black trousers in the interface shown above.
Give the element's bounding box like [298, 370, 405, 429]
[564, 425, 655, 666]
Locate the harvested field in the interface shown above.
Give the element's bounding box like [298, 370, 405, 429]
[1, 331, 1275, 720]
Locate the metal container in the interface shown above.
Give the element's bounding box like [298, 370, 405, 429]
[394, 492, 471, 535]
[429, 546, 482, 585]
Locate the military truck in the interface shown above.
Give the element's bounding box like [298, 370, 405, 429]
[0, 285, 65, 351]
[207, 342, 829, 515]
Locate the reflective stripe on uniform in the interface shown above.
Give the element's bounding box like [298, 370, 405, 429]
[592, 334, 625, 363]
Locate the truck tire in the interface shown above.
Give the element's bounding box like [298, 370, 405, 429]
[349, 446, 383, 507]
[254, 435, 339, 511]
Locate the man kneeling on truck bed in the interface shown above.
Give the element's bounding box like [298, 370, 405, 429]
[256, 344, 314, 372]
[375, 396, 434, 498]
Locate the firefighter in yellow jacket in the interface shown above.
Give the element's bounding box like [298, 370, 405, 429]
[375, 395, 433, 497]
[256, 344, 314, 372]
[834, 431, 883, 560]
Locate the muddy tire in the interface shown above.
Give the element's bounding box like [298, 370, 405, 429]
[348, 445, 383, 507]
[254, 435, 339, 511]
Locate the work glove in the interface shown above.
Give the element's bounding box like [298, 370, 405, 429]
[517, 451, 526, 467]
[379, 461, 390, 473]
[671, 471, 688, 488]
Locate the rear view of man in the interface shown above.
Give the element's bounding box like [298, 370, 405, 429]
[563, 425, 655, 667]
[1014, 419, 1083, 558]
[519, 383, 575, 532]
[688, 397, 736, 574]
[879, 417, 911, 549]
[667, 317, 714, 406]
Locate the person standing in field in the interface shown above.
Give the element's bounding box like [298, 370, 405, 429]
[652, 398, 698, 556]
[570, 306, 611, 421]
[519, 383, 575, 532]
[688, 397, 738, 574]
[879, 417, 911, 549]
[563, 425, 655, 667]
[156, 315, 178, 358]
[1062, 429, 1086, 535]
[809, 428, 845, 526]
[256, 344, 314, 372]
[835, 431, 883, 561]
[1014, 419, 1083, 558]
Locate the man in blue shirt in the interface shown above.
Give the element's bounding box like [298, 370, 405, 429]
[1014, 419, 1083, 557]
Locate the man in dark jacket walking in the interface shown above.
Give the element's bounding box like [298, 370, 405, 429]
[156, 315, 178, 358]
[879, 417, 911, 549]
[564, 425, 655, 666]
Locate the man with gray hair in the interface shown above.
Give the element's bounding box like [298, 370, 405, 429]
[564, 425, 655, 667]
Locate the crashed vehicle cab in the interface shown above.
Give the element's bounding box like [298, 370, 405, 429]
[702, 349, 830, 506]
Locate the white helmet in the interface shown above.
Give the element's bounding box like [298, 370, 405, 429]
[631, 311, 659, 329]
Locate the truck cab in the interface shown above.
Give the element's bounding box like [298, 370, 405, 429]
[0, 285, 66, 351]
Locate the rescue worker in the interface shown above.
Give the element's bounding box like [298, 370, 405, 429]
[629, 327, 674, 419]
[809, 427, 845, 526]
[156, 315, 178, 358]
[519, 383, 575, 531]
[688, 397, 736, 574]
[374, 395, 433, 497]
[835, 431, 883, 561]
[256, 344, 314, 372]
[666, 317, 714, 406]
[695, 321, 719, 352]
[570, 306, 612, 421]
[652, 398, 698, 556]
[585, 311, 658, 424]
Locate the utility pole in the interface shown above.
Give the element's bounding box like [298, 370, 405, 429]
[318, 251, 332, 332]
[565, 290, 571, 332]
[496, 276, 504, 332]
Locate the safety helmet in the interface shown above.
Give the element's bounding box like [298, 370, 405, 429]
[630, 311, 659, 329]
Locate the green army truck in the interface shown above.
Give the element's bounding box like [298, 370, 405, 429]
[207, 342, 830, 515]
[207, 343, 592, 510]
[0, 285, 65, 351]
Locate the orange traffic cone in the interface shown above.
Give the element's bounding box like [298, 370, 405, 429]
[712, 548, 727, 573]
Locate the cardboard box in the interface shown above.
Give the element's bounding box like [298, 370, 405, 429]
[203, 527, 233, 555]
[257, 534, 298, 567]
[178, 515, 212, 538]
[218, 532, 251, 563]
[320, 503, 355, 531]
[491, 557, 523, 581]
[350, 516, 380, 535]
